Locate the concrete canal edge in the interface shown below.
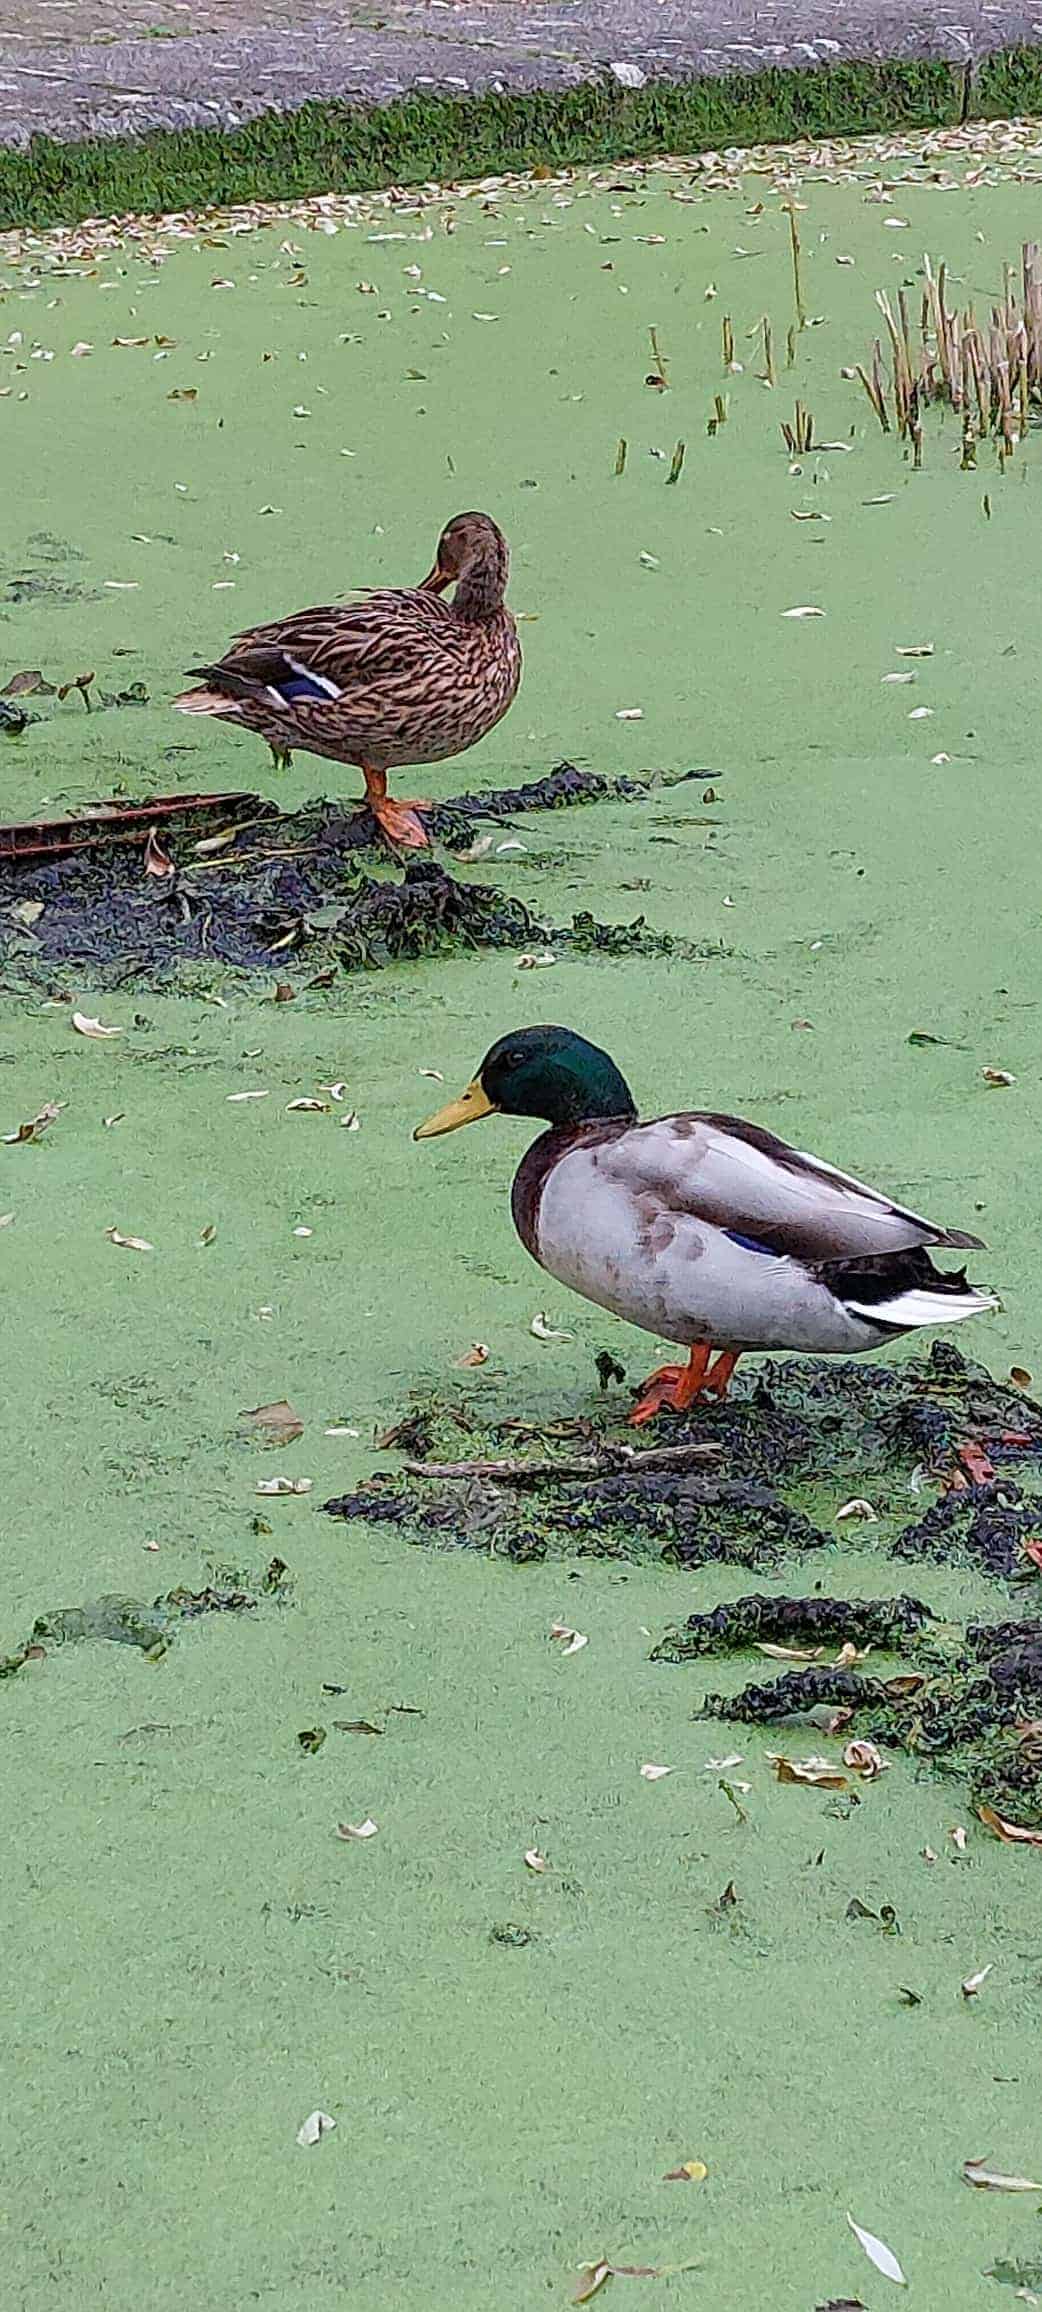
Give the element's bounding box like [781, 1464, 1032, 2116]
[2, 8, 1042, 231]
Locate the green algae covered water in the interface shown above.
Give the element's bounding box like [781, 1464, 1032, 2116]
[2, 132, 1042, 2311]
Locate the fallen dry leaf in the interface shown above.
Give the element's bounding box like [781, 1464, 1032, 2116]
[961, 1963, 993, 1998]
[640, 1763, 674, 1781]
[843, 1740, 886, 1781]
[963, 2156, 1042, 2192]
[143, 829, 175, 877]
[227, 1090, 269, 1102]
[454, 1342, 490, 1369]
[198, 1222, 216, 1246]
[895, 642, 934, 657]
[104, 1227, 154, 1252]
[836, 1497, 878, 1523]
[524, 1848, 548, 1872]
[530, 1312, 573, 1341]
[663, 2159, 708, 2182]
[4, 1100, 64, 1145]
[516, 951, 557, 970]
[769, 1753, 848, 1789]
[978, 1803, 1042, 1846]
[983, 1067, 1016, 1087]
[573, 2263, 613, 2306]
[2, 669, 52, 698]
[550, 1622, 588, 1656]
[336, 1817, 379, 1840]
[73, 1011, 122, 1039]
[240, 1399, 304, 1445]
[256, 1476, 312, 1496]
[846, 2213, 907, 2286]
[296, 2110, 335, 2147]
[756, 1641, 823, 1662]
[781, 604, 826, 618]
[286, 1098, 330, 1114]
[950, 1824, 968, 1854]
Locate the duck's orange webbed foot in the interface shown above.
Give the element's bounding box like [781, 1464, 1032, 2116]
[371, 796, 431, 851]
[361, 765, 432, 851]
[703, 1349, 740, 1401]
[629, 1343, 713, 1426]
[628, 1345, 741, 1425]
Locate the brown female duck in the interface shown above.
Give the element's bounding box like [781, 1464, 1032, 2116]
[174, 511, 521, 848]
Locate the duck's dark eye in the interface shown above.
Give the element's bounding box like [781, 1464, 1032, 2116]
[503, 1048, 527, 1069]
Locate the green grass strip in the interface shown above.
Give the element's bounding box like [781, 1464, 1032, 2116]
[0, 53, 1038, 234]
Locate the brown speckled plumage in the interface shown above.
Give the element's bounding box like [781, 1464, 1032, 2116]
[174, 511, 521, 847]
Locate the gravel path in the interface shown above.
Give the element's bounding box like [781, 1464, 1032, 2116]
[1, 0, 1039, 153]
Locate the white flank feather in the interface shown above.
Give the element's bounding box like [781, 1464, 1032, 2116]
[284, 654, 341, 699]
[174, 689, 242, 717]
[845, 1288, 998, 1328]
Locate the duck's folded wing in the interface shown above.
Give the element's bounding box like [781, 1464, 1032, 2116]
[595, 1114, 984, 1262]
[207, 589, 461, 695]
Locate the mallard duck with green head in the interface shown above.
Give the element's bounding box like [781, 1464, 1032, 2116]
[415, 1026, 997, 1424]
[174, 512, 521, 850]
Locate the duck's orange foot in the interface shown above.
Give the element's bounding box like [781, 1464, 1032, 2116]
[370, 795, 431, 851]
[629, 1365, 692, 1426]
[629, 1343, 713, 1426]
[628, 1345, 740, 1426]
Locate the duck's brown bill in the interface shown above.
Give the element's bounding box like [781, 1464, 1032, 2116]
[413, 1079, 496, 1139]
[419, 562, 451, 594]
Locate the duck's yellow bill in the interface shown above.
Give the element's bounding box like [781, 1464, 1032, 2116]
[413, 1078, 496, 1139]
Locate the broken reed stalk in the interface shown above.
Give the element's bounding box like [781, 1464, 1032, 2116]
[780, 400, 814, 454]
[762, 315, 775, 387]
[786, 203, 806, 332]
[722, 315, 734, 370]
[854, 242, 1042, 466]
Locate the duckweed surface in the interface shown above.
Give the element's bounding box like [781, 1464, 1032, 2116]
[3, 131, 1042, 2312]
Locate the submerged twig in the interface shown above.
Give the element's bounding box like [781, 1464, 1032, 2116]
[403, 1440, 723, 1484]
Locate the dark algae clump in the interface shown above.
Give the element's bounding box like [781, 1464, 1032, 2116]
[327, 1346, 1042, 1575]
[1, 1559, 290, 1676]
[652, 1591, 935, 1661]
[892, 1480, 1042, 1582]
[682, 1594, 1042, 1829]
[330, 1353, 1042, 1825]
[0, 768, 714, 981]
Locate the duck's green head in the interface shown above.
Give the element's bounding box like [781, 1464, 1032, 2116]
[414, 1026, 637, 1139]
